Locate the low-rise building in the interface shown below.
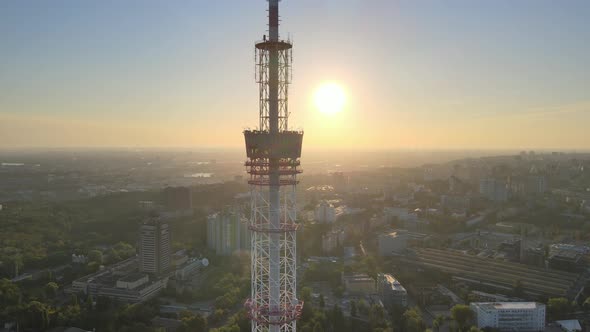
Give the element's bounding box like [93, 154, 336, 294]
[379, 229, 428, 256]
[175, 258, 208, 281]
[116, 273, 149, 290]
[471, 302, 545, 331]
[378, 230, 408, 256]
[342, 273, 375, 295]
[68, 257, 168, 303]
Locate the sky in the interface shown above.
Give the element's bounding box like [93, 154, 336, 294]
[1, 0, 589, 150]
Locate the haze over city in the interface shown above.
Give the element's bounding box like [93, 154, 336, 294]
[2, 0, 589, 150]
[2, 1, 590, 332]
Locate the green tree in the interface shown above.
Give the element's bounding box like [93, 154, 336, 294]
[312, 321, 324, 332]
[57, 304, 82, 327]
[403, 307, 424, 332]
[357, 299, 369, 315]
[364, 256, 379, 278]
[329, 304, 346, 332]
[0, 278, 21, 306]
[44, 281, 59, 299]
[433, 314, 445, 332]
[369, 304, 388, 330]
[178, 313, 207, 332]
[319, 294, 325, 308]
[301, 287, 312, 302]
[451, 304, 475, 332]
[88, 250, 103, 264]
[547, 297, 572, 320]
[21, 301, 51, 330]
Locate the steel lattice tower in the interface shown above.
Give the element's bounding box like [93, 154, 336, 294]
[243, 1, 303, 331]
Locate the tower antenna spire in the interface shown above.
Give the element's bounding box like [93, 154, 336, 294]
[243, 1, 304, 331]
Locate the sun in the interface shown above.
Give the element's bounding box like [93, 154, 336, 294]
[314, 82, 346, 115]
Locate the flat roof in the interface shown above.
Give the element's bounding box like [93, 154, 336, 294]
[118, 272, 147, 282]
[474, 302, 541, 310]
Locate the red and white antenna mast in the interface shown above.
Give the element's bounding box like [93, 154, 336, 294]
[243, 1, 303, 331]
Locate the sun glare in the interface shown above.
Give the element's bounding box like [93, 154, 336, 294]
[314, 82, 346, 115]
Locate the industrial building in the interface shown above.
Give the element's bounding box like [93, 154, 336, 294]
[411, 248, 584, 300]
[68, 257, 168, 303]
[207, 208, 250, 256]
[139, 217, 171, 275]
[548, 244, 589, 272]
[377, 273, 407, 308]
[471, 302, 546, 331]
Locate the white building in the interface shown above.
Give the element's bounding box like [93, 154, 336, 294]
[315, 201, 336, 224]
[207, 208, 250, 256]
[471, 302, 545, 331]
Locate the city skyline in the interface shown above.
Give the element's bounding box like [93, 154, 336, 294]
[1, 0, 589, 149]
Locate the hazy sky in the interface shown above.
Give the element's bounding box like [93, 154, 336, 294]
[1, 0, 589, 150]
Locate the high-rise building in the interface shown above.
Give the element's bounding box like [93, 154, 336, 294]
[321, 229, 345, 254]
[479, 178, 509, 202]
[315, 201, 336, 224]
[139, 217, 171, 275]
[207, 208, 250, 256]
[471, 302, 546, 331]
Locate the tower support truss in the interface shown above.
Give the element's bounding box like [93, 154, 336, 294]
[244, 1, 303, 331]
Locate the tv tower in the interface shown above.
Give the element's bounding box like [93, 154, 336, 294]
[243, 0, 303, 331]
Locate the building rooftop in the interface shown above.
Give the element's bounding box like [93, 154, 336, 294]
[118, 272, 147, 283]
[412, 248, 582, 300]
[555, 320, 582, 332]
[473, 302, 541, 310]
[379, 273, 406, 292]
[343, 272, 374, 283]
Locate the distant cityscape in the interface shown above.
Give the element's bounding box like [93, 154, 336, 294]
[1, 149, 590, 331]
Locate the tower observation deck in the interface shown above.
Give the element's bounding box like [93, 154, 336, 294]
[243, 1, 303, 331]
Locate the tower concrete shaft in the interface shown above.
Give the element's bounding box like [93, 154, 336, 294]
[244, 1, 303, 331]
